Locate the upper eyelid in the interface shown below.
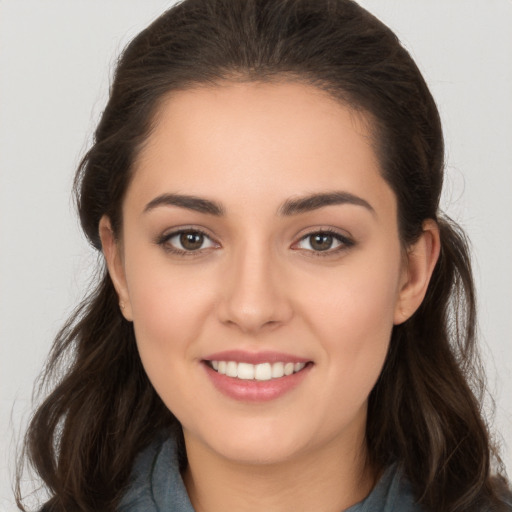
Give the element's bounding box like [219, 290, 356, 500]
[294, 227, 354, 243]
[155, 226, 354, 248]
[291, 229, 355, 253]
[155, 226, 219, 250]
[158, 225, 217, 241]
[156, 228, 220, 257]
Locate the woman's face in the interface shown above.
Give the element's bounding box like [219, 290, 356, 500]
[103, 82, 428, 466]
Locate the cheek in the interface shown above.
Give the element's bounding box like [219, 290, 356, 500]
[123, 258, 220, 417]
[306, 249, 401, 334]
[302, 250, 402, 399]
[123, 251, 216, 366]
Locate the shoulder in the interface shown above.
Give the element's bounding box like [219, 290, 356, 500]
[346, 464, 424, 512]
[118, 433, 194, 512]
[117, 436, 165, 511]
[347, 466, 512, 512]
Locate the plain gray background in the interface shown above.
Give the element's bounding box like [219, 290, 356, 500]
[1, 1, 511, 509]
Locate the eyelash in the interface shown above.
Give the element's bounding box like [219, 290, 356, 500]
[155, 228, 355, 257]
[156, 228, 218, 256]
[293, 229, 355, 257]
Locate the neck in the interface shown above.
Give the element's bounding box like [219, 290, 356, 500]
[182, 429, 376, 512]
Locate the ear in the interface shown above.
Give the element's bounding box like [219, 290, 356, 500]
[394, 219, 441, 325]
[99, 215, 133, 321]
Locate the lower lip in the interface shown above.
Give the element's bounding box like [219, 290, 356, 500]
[203, 362, 312, 402]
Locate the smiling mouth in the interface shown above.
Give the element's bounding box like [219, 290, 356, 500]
[206, 360, 309, 381]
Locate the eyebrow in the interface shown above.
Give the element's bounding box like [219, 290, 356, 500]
[278, 191, 375, 216]
[143, 193, 225, 216]
[143, 191, 374, 217]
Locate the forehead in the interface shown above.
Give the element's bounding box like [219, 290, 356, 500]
[143, 80, 375, 161]
[128, 81, 392, 215]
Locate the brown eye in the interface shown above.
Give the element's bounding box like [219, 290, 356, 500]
[294, 230, 353, 254]
[309, 233, 334, 251]
[160, 229, 217, 253]
[180, 231, 205, 251]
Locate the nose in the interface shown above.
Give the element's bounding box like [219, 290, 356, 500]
[217, 242, 294, 334]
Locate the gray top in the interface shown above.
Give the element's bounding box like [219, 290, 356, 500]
[119, 436, 423, 511]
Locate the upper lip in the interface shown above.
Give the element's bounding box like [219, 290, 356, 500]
[202, 350, 311, 365]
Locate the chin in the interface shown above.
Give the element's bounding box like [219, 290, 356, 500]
[215, 439, 304, 466]
[188, 418, 323, 467]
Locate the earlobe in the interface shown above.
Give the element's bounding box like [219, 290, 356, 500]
[394, 219, 441, 325]
[98, 215, 133, 321]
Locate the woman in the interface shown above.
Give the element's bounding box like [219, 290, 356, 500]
[16, 0, 511, 511]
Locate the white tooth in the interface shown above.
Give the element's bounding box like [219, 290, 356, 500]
[212, 361, 219, 371]
[226, 361, 238, 377]
[255, 362, 272, 381]
[237, 362, 255, 380]
[271, 362, 285, 378]
[284, 362, 294, 376]
[294, 362, 305, 373]
[218, 361, 227, 375]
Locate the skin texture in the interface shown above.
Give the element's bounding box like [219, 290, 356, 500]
[100, 82, 440, 512]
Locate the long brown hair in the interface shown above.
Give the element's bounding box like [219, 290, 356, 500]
[17, 1, 511, 510]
